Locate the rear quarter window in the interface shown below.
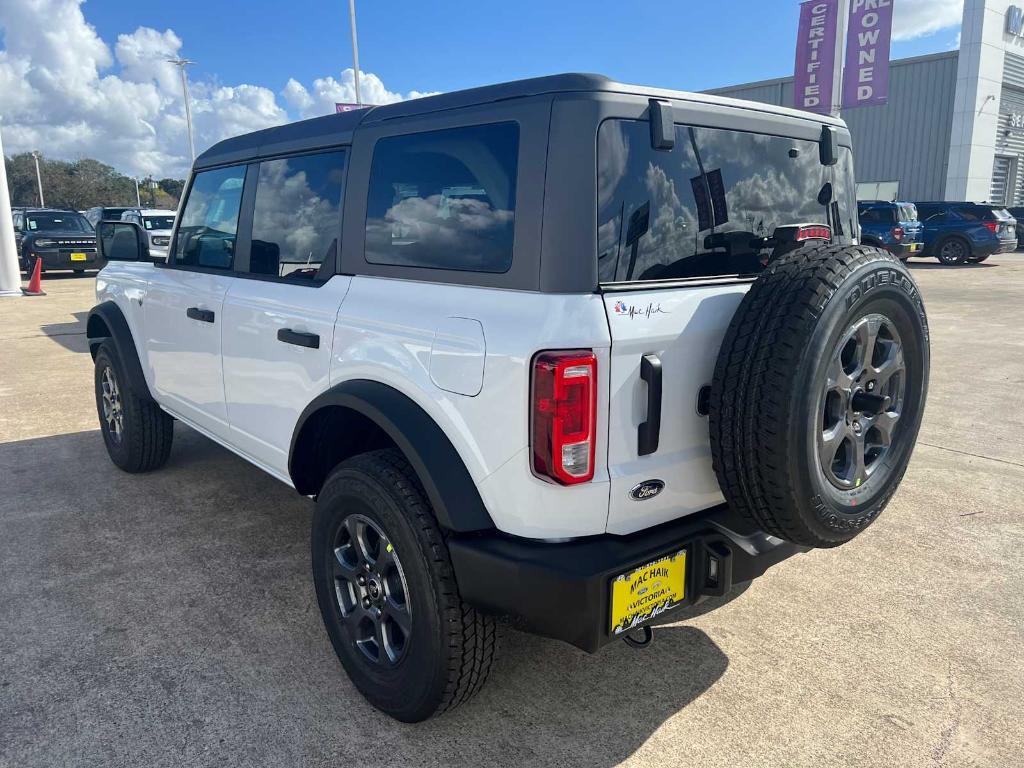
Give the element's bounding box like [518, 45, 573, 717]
[364, 122, 519, 273]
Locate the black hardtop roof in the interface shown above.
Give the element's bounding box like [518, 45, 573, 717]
[194, 72, 846, 170]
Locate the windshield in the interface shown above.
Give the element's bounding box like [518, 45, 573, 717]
[143, 216, 175, 230]
[26, 213, 93, 233]
[597, 119, 856, 283]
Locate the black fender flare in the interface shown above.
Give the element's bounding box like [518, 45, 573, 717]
[86, 301, 154, 402]
[289, 380, 495, 533]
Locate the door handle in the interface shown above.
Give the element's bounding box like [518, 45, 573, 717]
[277, 328, 320, 349]
[186, 307, 215, 323]
[638, 353, 662, 457]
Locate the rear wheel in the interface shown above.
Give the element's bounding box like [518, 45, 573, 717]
[710, 244, 929, 548]
[311, 449, 496, 722]
[936, 237, 969, 265]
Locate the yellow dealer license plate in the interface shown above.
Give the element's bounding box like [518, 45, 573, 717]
[610, 549, 687, 635]
[908, 243, 922, 253]
[70, 252, 88, 261]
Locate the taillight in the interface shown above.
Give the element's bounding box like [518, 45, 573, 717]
[983, 221, 999, 233]
[796, 225, 832, 242]
[891, 226, 904, 241]
[531, 351, 597, 485]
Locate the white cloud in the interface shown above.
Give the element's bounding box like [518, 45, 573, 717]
[0, 0, 435, 178]
[282, 70, 439, 120]
[891, 0, 963, 42]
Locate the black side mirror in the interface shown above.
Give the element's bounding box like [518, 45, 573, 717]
[98, 220, 151, 262]
[819, 125, 839, 166]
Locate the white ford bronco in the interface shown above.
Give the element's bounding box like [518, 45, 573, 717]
[88, 74, 929, 722]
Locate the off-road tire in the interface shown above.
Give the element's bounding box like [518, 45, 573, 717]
[93, 341, 174, 473]
[709, 244, 929, 548]
[311, 449, 496, 722]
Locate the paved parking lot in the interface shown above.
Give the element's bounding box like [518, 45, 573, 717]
[2, 261, 1023, 768]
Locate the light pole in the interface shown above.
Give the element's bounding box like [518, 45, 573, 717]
[133, 177, 141, 207]
[348, 0, 363, 106]
[31, 150, 44, 207]
[167, 57, 197, 163]
[831, 0, 851, 118]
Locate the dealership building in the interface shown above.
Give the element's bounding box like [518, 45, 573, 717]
[709, 0, 1024, 205]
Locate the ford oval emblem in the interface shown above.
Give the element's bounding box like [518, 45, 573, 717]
[629, 480, 665, 501]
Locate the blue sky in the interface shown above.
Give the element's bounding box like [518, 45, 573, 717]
[0, 0, 964, 177]
[83, 0, 961, 96]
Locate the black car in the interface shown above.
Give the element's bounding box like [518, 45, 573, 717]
[13, 208, 103, 274]
[85, 206, 136, 228]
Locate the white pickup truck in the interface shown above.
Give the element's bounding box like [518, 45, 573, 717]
[88, 74, 930, 722]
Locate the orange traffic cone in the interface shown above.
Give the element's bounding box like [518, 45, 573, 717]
[22, 257, 45, 296]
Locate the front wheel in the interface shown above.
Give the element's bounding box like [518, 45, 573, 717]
[936, 238, 969, 265]
[311, 449, 496, 722]
[94, 342, 174, 472]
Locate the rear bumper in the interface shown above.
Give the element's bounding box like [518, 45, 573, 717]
[448, 504, 806, 653]
[889, 241, 923, 257]
[997, 239, 1018, 254]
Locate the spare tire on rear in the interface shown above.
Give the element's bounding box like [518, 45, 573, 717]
[709, 244, 930, 548]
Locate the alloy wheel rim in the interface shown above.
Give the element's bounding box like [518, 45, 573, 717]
[818, 314, 906, 491]
[941, 241, 964, 261]
[100, 366, 124, 444]
[332, 513, 412, 667]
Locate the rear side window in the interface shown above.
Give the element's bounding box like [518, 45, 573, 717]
[249, 150, 347, 281]
[173, 165, 247, 270]
[860, 208, 892, 224]
[598, 120, 847, 283]
[364, 122, 519, 273]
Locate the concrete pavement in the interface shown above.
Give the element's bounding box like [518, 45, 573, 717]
[1, 261, 1022, 767]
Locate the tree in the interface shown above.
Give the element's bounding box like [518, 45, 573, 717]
[4, 153, 185, 210]
[158, 178, 185, 201]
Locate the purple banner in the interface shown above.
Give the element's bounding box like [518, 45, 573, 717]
[842, 0, 894, 108]
[794, 0, 839, 115]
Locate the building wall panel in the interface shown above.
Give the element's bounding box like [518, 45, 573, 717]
[706, 53, 959, 201]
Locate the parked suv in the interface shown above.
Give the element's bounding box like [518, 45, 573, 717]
[857, 201, 923, 260]
[914, 201, 1016, 264]
[1005, 206, 1024, 249]
[88, 74, 930, 722]
[119, 208, 176, 260]
[13, 208, 102, 274]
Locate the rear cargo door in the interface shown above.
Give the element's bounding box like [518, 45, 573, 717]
[598, 117, 854, 535]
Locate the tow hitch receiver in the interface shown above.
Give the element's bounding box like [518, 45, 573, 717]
[623, 626, 654, 649]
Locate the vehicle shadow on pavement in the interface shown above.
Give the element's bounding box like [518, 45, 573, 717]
[39, 310, 89, 353]
[0, 426, 728, 768]
[906, 261, 996, 270]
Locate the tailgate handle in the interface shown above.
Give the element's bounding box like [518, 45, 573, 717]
[638, 353, 662, 456]
[186, 307, 215, 323]
[277, 328, 320, 349]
